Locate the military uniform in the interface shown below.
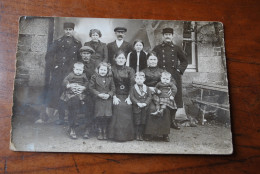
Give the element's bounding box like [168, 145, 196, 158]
[45, 35, 82, 108]
[153, 41, 188, 108]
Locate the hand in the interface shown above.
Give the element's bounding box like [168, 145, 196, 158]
[70, 83, 77, 89]
[170, 96, 174, 100]
[157, 90, 161, 94]
[125, 97, 132, 105]
[66, 83, 71, 88]
[137, 103, 143, 108]
[77, 85, 86, 92]
[113, 96, 121, 105]
[98, 93, 105, 98]
[149, 87, 155, 93]
[103, 94, 110, 100]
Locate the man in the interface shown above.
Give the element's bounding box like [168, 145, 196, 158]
[153, 28, 188, 129]
[44, 22, 82, 125]
[107, 27, 132, 65]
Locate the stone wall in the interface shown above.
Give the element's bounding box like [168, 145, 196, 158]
[16, 17, 53, 86]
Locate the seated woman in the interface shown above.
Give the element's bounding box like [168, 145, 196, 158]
[142, 52, 175, 142]
[84, 29, 108, 67]
[108, 50, 135, 142]
[126, 39, 147, 72]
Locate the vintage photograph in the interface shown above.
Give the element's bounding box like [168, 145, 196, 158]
[11, 16, 232, 154]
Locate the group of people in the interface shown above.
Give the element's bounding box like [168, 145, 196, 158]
[43, 22, 188, 142]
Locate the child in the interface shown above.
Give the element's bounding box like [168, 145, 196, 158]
[60, 62, 88, 139]
[130, 72, 152, 141]
[126, 39, 147, 72]
[89, 62, 115, 140]
[151, 71, 177, 117]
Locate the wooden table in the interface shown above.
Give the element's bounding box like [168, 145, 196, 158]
[0, 0, 259, 173]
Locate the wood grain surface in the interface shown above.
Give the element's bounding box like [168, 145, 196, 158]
[0, 0, 259, 173]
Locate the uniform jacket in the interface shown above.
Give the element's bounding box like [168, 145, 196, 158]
[153, 41, 188, 108]
[107, 40, 133, 65]
[84, 40, 108, 63]
[130, 84, 152, 114]
[44, 35, 82, 108]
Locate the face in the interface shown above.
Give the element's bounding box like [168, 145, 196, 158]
[134, 42, 143, 52]
[81, 52, 92, 62]
[73, 66, 84, 75]
[147, 55, 158, 67]
[135, 76, 145, 85]
[161, 75, 171, 84]
[98, 65, 108, 77]
[91, 32, 100, 42]
[115, 53, 126, 66]
[163, 33, 173, 42]
[64, 28, 74, 37]
[115, 31, 126, 40]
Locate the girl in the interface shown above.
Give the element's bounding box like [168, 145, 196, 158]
[126, 40, 147, 72]
[89, 62, 115, 140]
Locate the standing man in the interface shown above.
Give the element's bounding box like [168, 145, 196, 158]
[44, 22, 82, 125]
[153, 28, 188, 129]
[107, 27, 132, 66]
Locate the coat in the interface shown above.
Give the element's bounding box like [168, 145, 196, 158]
[130, 84, 152, 114]
[45, 35, 82, 108]
[84, 40, 108, 63]
[153, 42, 188, 108]
[127, 50, 147, 72]
[89, 73, 115, 117]
[107, 40, 133, 66]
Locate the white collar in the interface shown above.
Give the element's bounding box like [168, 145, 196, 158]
[116, 39, 123, 47]
[134, 84, 147, 96]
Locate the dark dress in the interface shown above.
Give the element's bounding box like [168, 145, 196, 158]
[84, 40, 108, 66]
[142, 67, 171, 135]
[108, 65, 135, 141]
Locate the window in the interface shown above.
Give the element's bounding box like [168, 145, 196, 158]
[183, 21, 197, 72]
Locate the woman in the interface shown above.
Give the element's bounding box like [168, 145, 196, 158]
[84, 29, 108, 67]
[108, 50, 135, 141]
[142, 52, 174, 142]
[126, 39, 147, 72]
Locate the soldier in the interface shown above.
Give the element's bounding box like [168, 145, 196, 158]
[153, 27, 188, 129]
[107, 27, 133, 66]
[44, 22, 82, 125]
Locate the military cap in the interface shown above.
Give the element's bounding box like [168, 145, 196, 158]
[63, 22, 75, 29]
[162, 28, 174, 34]
[114, 27, 127, 32]
[79, 46, 95, 54]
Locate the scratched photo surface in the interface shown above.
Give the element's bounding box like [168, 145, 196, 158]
[11, 16, 232, 154]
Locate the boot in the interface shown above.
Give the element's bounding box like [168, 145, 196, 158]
[171, 120, 180, 130]
[163, 135, 170, 142]
[83, 129, 89, 139]
[69, 128, 77, 139]
[103, 126, 108, 140]
[97, 127, 103, 140]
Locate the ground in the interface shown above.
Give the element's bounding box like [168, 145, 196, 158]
[11, 111, 233, 155]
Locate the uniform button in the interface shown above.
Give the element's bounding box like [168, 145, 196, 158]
[62, 45, 64, 47]
[73, 52, 76, 54]
[163, 66, 165, 67]
[172, 49, 174, 51]
[63, 57, 65, 59]
[163, 60, 165, 62]
[74, 46, 76, 47]
[163, 55, 165, 57]
[172, 60, 174, 61]
[162, 50, 164, 52]
[172, 54, 174, 56]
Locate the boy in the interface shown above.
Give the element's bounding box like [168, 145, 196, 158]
[130, 72, 152, 141]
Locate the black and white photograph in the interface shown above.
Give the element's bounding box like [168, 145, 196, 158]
[11, 16, 232, 154]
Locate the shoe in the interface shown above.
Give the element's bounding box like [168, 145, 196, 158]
[35, 119, 44, 124]
[55, 119, 65, 125]
[171, 121, 180, 130]
[97, 129, 103, 140]
[83, 130, 89, 139]
[163, 135, 170, 142]
[70, 129, 77, 139]
[139, 134, 143, 141]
